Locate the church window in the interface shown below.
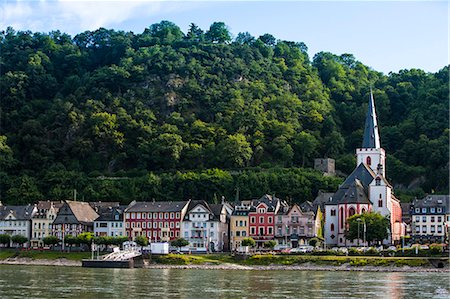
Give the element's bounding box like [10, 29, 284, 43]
[349, 207, 356, 217]
[331, 224, 335, 231]
[361, 208, 366, 213]
[375, 177, 381, 186]
[366, 156, 371, 166]
[378, 200, 383, 208]
[340, 207, 344, 229]
[331, 209, 336, 216]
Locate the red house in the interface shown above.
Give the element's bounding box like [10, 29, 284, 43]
[124, 200, 190, 242]
[248, 195, 285, 248]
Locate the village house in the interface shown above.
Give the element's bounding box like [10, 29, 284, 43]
[248, 195, 286, 248]
[125, 200, 190, 242]
[410, 195, 450, 244]
[52, 200, 99, 238]
[30, 201, 63, 247]
[181, 200, 231, 252]
[230, 205, 250, 251]
[275, 204, 316, 247]
[0, 203, 37, 247]
[93, 205, 126, 237]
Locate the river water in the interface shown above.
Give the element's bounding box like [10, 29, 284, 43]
[0, 265, 448, 298]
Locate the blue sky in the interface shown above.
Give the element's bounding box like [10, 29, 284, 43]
[1, 1, 448, 74]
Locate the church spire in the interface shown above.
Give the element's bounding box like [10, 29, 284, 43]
[362, 89, 380, 148]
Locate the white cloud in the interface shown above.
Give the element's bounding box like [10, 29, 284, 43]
[0, 0, 180, 34]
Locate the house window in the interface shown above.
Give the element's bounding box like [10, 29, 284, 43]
[431, 216, 435, 223]
[165, 213, 169, 219]
[153, 222, 157, 229]
[125, 213, 130, 219]
[366, 156, 371, 166]
[415, 216, 420, 222]
[251, 217, 256, 224]
[154, 213, 158, 219]
[170, 222, 174, 228]
[437, 208, 442, 213]
[415, 226, 420, 233]
[258, 208, 266, 213]
[142, 222, 146, 229]
[176, 222, 180, 228]
[430, 208, 435, 213]
[142, 213, 146, 219]
[437, 226, 442, 233]
[159, 213, 163, 219]
[268, 227, 273, 235]
[430, 226, 435, 233]
[170, 213, 174, 219]
[331, 209, 336, 216]
[438, 216, 442, 223]
[422, 208, 427, 213]
[131, 213, 135, 219]
[422, 226, 427, 233]
[210, 223, 214, 228]
[259, 227, 264, 235]
[415, 208, 419, 213]
[148, 213, 152, 219]
[251, 227, 256, 235]
[242, 231, 247, 237]
[422, 216, 426, 222]
[268, 217, 273, 224]
[259, 217, 264, 224]
[176, 212, 180, 219]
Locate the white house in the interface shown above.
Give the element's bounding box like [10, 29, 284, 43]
[0, 203, 37, 247]
[181, 200, 231, 252]
[94, 206, 126, 237]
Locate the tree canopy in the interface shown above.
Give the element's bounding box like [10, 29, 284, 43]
[0, 22, 448, 205]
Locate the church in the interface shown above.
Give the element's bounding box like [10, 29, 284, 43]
[324, 91, 404, 247]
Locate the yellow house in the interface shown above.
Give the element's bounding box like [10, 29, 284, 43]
[230, 206, 250, 251]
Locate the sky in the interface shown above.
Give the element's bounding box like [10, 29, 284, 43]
[0, 0, 448, 74]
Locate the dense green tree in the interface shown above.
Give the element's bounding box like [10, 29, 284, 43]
[345, 212, 390, 245]
[11, 235, 28, 247]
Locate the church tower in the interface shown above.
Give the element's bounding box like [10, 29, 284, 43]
[356, 90, 386, 177]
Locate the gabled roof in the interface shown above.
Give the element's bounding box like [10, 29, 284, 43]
[312, 191, 334, 213]
[66, 201, 99, 224]
[95, 205, 126, 222]
[36, 200, 64, 211]
[412, 195, 450, 211]
[0, 205, 36, 220]
[327, 163, 376, 205]
[126, 201, 190, 213]
[339, 179, 371, 204]
[362, 90, 381, 149]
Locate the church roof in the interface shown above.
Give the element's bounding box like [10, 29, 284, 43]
[362, 90, 381, 148]
[339, 179, 371, 204]
[327, 163, 376, 205]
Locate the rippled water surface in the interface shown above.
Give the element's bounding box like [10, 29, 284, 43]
[0, 265, 449, 298]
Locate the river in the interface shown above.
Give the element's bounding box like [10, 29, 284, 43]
[0, 265, 448, 298]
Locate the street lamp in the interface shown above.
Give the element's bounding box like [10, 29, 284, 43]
[357, 218, 361, 247]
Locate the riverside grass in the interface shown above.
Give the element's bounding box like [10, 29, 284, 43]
[0, 250, 441, 268]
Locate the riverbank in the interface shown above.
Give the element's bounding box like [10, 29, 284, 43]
[0, 252, 448, 272]
[0, 257, 448, 272]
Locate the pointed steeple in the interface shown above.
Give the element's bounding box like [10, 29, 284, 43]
[362, 89, 380, 148]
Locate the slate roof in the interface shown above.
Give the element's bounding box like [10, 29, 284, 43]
[311, 191, 334, 213]
[327, 163, 376, 205]
[95, 205, 126, 222]
[411, 195, 450, 214]
[362, 91, 381, 148]
[36, 201, 64, 211]
[0, 205, 35, 220]
[126, 201, 190, 213]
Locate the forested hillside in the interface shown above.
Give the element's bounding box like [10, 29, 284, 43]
[0, 21, 448, 204]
